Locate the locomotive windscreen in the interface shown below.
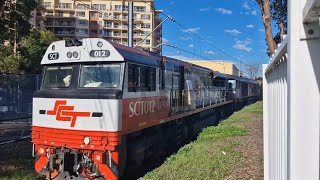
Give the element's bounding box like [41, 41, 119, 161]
[43, 66, 73, 88]
[42, 63, 124, 89]
[79, 64, 121, 88]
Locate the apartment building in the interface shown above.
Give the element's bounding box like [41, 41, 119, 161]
[31, 0, 162, 53]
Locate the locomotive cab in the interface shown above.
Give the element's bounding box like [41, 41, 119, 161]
[32, 39, 125, 179]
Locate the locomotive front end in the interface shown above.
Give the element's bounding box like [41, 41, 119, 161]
[32, 38, 124, 179]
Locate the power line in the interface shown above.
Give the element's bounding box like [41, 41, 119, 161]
[74, 1, 257, 76]
[140, 0, 255, 69]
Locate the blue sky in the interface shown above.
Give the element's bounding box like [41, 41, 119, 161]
[154, 0, 270, 72]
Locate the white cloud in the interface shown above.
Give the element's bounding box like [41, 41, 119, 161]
[162, 38, 169, 43]
[200, 6, 211, 12]
[205, 50, 215, 55]
[188, 44, 194, 48]
[258, 28, 265, 32]
[242, 1, 251, 10]
[225, 29, 242, 36]
[215, 8, 232, 15]
[251, 10, 257, 16]
[168, 55, 190, 60]
[246, 24, 254, 29]
[180, 36, 192, 41]
[233, 39, 253, 52]
[169, 1, 175, 5]
[182, 27, 200, 33]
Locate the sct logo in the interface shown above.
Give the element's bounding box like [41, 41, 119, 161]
[39, 100, 102, 127]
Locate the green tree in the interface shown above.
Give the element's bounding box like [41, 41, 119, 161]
[270, 0, 287, 39]
[19, 29, 57, 73]
[255, 0, 276, 56]
[0, 45, 20, 73]
[0, 0, 37, 44]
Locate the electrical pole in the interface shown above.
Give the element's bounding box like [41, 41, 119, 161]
[128, 1, 133, 47]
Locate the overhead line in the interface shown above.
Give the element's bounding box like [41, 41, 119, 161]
[139, 0, 254, 68]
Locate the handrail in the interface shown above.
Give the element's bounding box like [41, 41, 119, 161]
[265, 36, 288, 74]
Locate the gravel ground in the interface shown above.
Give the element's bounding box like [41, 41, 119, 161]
[225, 113, 264, 180]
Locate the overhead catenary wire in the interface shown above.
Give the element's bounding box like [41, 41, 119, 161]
[139, 0, 256, 70]
[73, 0, 256, 77]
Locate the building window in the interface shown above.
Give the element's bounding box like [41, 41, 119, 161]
[90, 30, 98, 35]
[141, 14, 150, 20]
[43, 2, 51, 8]
[123, 5, 128, 11]
[114, 5, 121, 11]
[114, 23, 119, 28]
[77, 29, 88, 35]
[114, 14, 120, 20]
[57, 3, 72, 9]
[79, 20, 87, 26]
[134, 6, 146, 12]
[141, 23, 150, 29]
[105, 21, 112, 28]
[122, 15, 128, 20]
[57, 12, 63, 17]
[100, 4, 106, 10]
[90, 12, 97, 18]
[76, 4, 87, 10]
[90, 21, 98, 26]
[76, 11, 85, 17]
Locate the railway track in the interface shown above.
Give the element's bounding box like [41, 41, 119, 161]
[0, 118, 32, 145]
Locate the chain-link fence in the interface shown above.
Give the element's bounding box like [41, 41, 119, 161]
[0, 73, 42, 121]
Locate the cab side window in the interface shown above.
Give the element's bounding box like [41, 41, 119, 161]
[128, 63, 156, 92]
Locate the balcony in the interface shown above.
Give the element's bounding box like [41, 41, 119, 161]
[133, 33, 143, 39]
[55, 23, 76, 27]
[113, 33, 121, 37]
[43, 22, 54, 27]
[55, 5, 74, 10]
[42, 13, 76, 19]
[55, 31, 75, 36]
[103, 25, 113, 29]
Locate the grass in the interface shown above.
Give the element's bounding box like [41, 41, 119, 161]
[144, 101, 263, 180]
[0, 140, 43, 180]
[0, 102, 263, 180]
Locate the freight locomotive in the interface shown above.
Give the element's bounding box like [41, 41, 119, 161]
[31, 38, 260, 179]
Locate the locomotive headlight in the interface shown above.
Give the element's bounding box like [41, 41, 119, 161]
[84, 136, 91, 145]
[95, 154, 101, 161]
[67, 52, 72, 58]
[37, 147, 46, 156]
[97, 41, 103, 48]
[73, 51, 79, 58]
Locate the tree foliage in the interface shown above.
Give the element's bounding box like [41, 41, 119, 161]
[256, 0, 287, 56]
[0, 0, 57, 74]
[0, 0, 37, 44]
[19, 29, 57, 73]
[0, 45, 20, 73]
[270, 0, 287, 38]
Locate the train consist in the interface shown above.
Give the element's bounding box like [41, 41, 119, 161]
[31, 38, 260, 179]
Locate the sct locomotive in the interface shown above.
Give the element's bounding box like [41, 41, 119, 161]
[31, 38, 260, 179]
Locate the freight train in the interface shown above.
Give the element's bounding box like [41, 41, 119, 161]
[31, 38, 260, 179]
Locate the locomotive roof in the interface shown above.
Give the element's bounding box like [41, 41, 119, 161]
[112, 43, 162, 67]
[41, 38, 258, 84]
[228, 75, 258, 84]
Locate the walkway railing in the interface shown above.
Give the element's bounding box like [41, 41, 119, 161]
[170, 88, 231, 115]
[263, 37, 288, 180]
[264, 0, 320, 179]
